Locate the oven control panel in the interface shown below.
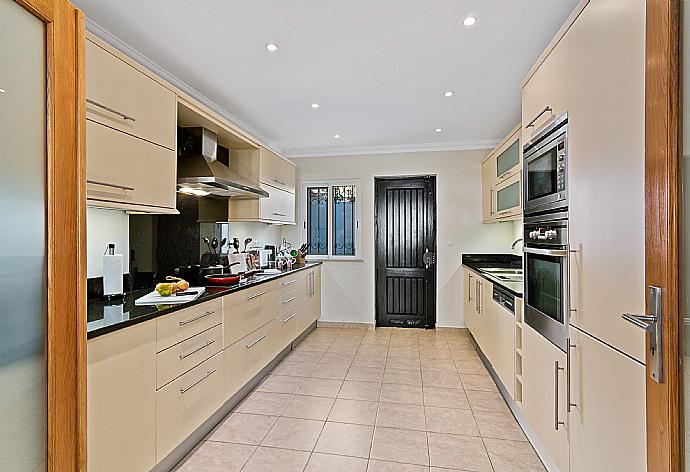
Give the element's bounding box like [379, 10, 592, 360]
[524, 214, 568, 247]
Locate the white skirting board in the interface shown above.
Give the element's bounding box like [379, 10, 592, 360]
[475, 344, 560, 472]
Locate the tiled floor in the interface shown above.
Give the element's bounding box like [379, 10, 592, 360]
[174, 327, 546, 472]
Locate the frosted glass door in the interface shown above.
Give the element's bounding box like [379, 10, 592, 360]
[0, 0, 47, 469]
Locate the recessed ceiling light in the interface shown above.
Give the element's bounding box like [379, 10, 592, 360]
[0, 88, 6, 93]
[435, 128, 443, 133]
[311, 103, 320, 109]
[333, 134, 341, 139]
[444, 91, 454, 97]
[265, 43, 278, 52]
[463, 16, 477, 26]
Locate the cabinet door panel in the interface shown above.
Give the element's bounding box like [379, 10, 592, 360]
[260, 147, 296, 193]
[481, 157, 496, 223]
[309, 267, 322, 323]
[522, 325, 569, 472]
[242, 283, 277, 337]
[156, 299, 222, 352]
[260, 184, 296, 223]
[86, 39, 176, 149]
[492, 172, 522, 219]
[568, 327, 646, 472]
[484, 298, 515, 398]
[156, 324, 222, 389]
[223, 338, 245, 398]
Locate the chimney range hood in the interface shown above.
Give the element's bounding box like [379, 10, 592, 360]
[177, 127, 269, 198]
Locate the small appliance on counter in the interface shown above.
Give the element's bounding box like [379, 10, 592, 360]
[102, 243, 124, 301]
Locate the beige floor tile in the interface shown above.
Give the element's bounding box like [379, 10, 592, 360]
[208, 413, 277, 445]
[423, 386, 470, 409]
[367, 460, 430, 471]
[284, 350, 325, 363]
[241, 446, 310, 472]
[473, 410, 526, 441]
[385, 356, 421, 371]
[258, 375, 306, 394]
[282, 395, 335, 421]
[236, 392, 293, 416]
[419, 349, 452, 361]
[314, 422, 374, 458]
[388, 346, 420, 358]
[297, 378, 343, 397]
[451, 350, 480, 362]
[357, 344, 390, 357]
[422, 369, 462, 389]
[379, 383, 424, 405]
[273, 361, 317, 377]
[338, 380, 382, 401]
[376, 402, 426, 431]
[347, 365, 385, 382]
[328, 398, 379, 425]
[305, 452, 369, 472]
[460, 373, 499, 392]
[427, 432, 492, 471]
[261, 417, 325, 451]
[483, 437, 547, 472]
[174, 441, 255, 472]
[421, 359, 457, 372]
[454, 358, 489, 375]
[310, 362, 351, 379]
[465, 390, 510, 413]
[430, 468, 466, 472]
[296, 340, 333, 352]
[383, 368, 422, 386]
[352, 355, 388, 368]
[370, 427, 429, 466]
[424, 406, 479, 436]
[319, 352, 356, 365]
[327, 344, 360, 355]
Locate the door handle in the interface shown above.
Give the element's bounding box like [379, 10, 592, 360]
[554, 361, 565, 430]
[423, 248, 435, 269]
[526, 105, 553, 129]
[621, 285, 663, 383]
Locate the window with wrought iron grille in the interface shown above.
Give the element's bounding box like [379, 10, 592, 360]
[301, 180, 360, 259]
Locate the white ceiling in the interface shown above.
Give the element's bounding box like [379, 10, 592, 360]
[72, 0, 579, 157]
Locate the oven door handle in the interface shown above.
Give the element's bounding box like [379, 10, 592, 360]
[523, 247, 568, 257]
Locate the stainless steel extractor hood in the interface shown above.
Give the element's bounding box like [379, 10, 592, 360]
[177, 127, 269, 198]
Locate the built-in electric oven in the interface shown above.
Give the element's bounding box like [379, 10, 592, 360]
[523, 113, 568, 215]
[523, 210, 569, 351]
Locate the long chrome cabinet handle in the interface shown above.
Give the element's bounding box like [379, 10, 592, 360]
[86, 98, 136, 121]
[87, 179, 135, 191]
[523, 247, 568, 257]
[179, 311, 215, 326]
[246, 334, 266, 349]
[179, 340, 215, 360]
[282, 279, 296, 286]
[489, 189, 494, 215]
[273, 178, 287, 186]
[526, 105, 553, 129]
[272, 212, 287, 217]
[179, 369, 216, 394]
[282, 313, 296, 323]
[282, 297, 297, 305]
[567, 339, 577, 412]
[554, 361, 565, 430]
[247, 290, 269, 300]
[468, 274, 473, 302]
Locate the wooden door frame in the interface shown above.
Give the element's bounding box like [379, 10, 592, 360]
[373, 175, 437, 329]
[645, 0, 682, 470]
[13, 0, 87, 470]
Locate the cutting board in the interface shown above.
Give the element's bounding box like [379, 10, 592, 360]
[135, 287, 206, 306]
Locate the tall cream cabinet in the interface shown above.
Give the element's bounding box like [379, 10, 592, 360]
[229, 147, 297, 224]
[87, 321, 157, 472]
[462, 268, 487, 350]
[481, 125, 522, 223]
[522, 324, 569, 472]
[568, 327, 646, 472]
[85, 38, 178, 214]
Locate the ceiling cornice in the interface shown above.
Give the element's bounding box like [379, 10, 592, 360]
[285, 139, 501, 159]
[84, 18, 283, 154]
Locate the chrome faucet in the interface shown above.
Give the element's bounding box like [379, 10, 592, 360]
[511, 238, 523, 250]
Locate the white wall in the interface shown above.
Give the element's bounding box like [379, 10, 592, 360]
[86, 207, 129, 278]
[228, 222, 282, 250]
[282, 149, 516, 328]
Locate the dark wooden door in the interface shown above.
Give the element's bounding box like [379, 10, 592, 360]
[375, 176, 436, 328]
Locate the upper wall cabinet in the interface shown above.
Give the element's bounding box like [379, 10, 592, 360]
[482, 125, 522, 223]
[229, 147, 296, 224]
[85, 38, 178, 213]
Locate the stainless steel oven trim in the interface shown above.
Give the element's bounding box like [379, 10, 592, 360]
[523, 245, 570, 352]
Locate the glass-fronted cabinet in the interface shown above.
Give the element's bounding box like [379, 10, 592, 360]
[496, 140, 520, 179]
[492, 172, 522, 218]
[482, 124, 523, 223]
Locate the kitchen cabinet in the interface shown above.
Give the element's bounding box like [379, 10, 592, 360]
[482, 290, 516, 399]
[462, 268, 482, 343]
[156, 298, 222, 353]
[522, 324, 569, 472]
[563, 0, 646, 362]
[308, 266, 322, 324]
[481, 125, 522, 223]
[88, 321, 157, 472]
[85, 38, 178, 214]
[156, 352, 224, 461]
[229, 147, 297, 224]
[568, 326, 646, 472]
[156, 324, 223, 389]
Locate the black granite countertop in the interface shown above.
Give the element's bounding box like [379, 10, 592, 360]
[461, 253, 523, 298]
[87, 262, 322, 339]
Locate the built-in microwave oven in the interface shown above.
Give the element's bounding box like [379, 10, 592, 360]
[523, 113, 568, 215]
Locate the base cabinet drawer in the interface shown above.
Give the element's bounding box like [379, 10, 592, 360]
[242, 283, 277, 337]
[223, 339, 246, 398]
[156, 324, 222, 389]
[156, 352, 223, 461]
[279, 289, 298, 313]
[277, 275, 300, 297]
[223, 290, 246, 348]
[242, 319, 276, 381]
[275, 308, 297, 353]
[156, 299, 222, 352]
